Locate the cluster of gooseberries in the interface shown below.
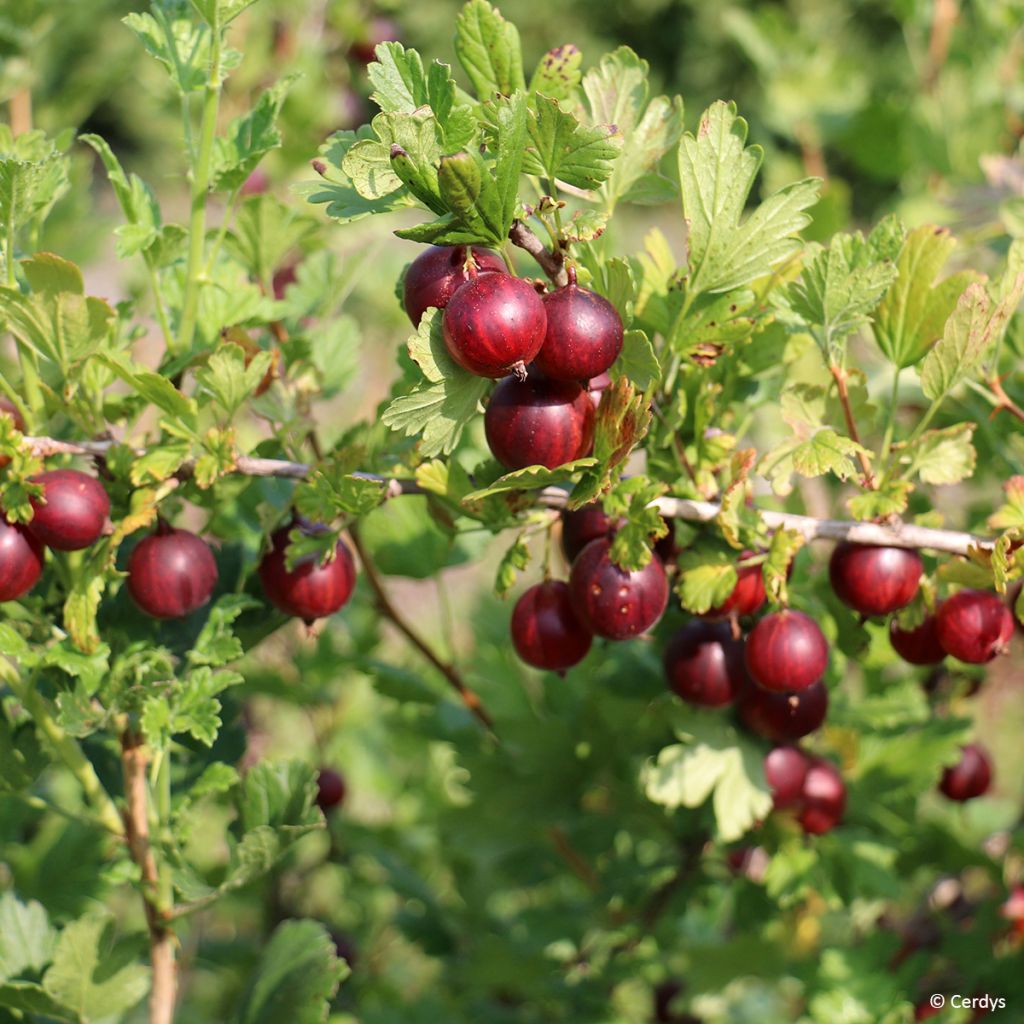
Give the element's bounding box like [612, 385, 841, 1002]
[402, 245, 623, 471]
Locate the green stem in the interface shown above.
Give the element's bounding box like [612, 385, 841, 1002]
[176, 25, 223, 357]
[879, 367, 902, 467]
[1, 663, 122, 835]
[203, 186, 240, 278]
[5, 207, 44, 425]
[145, 258, 175, 352]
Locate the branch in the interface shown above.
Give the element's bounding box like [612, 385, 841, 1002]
[121, 732, 177, 1024]
[509, 219, 568, 286]
[347, 525, 497, 734]
[829, 364, 877, 489]
[21, 436, 996, 556]
[988, 376, 1024, 425]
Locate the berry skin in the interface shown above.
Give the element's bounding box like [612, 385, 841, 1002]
[510, 580, 592, 671]
[484, 374, 595, 471]
[829, 542, 923, 616]
[798, 758, 846, 834]
[568, 537, 668, 640]
[663, 620, 747, 708]
[704, 554, 766, 619]
[128, 526, 218, 619]
[0, 517, 44, 602]
[28, 469, 110, 551]
[738, 678, 828, 742]
[402, 245, 505, 326]
[745, 610, 829, 692]
[939, 743, 993, 802]
[316, 768, 347, 812]
[936, 590, 1014, 663]
[443, 273, 546, 378]
[561, 504, 613, 563]
[764, 745, 811, 809]
[259, 523, 357, 624]
[0, 398, 25, 470]
[534, 272, 624, 382]
[889, 615, 946, 666]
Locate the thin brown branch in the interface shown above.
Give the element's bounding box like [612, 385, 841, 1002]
[829, 364, 877, 489]
[121, 732, 176, 1024]
[509, 219, 568, 286]
[10, 88, 32, 137]
[924, 0, 958, 93]
[347, 525, 497, 734]
[988, 376, 1024, 425]
[547, 826, 600, 891]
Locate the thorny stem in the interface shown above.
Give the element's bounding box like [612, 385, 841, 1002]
[829, 363, 877, 489]
[509, 220, 567, 286]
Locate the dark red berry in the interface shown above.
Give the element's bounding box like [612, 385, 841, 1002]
[316, 767, 347, 812]
[739, 678, 828, 741]
[350, 16, 400, 64]
[28, 469, 109, 551]
[330, 930, 358, 969]
[259, 523, 357, 624]
[443, 273, 546, 378]
[240, 166, 269, 196]
[568, 537, 668, 640]
[561, 504, 613, 562]
[764, 745, 811, 809]
[745, 610, 828, 692]
[0, 398, 25, 470]
[829, 542, 923, 616]
[663, 620, 747, 708]
[511, 580, 592, 671]
[402, 245, 505, 326]
[484, 374, 595, 471]
[272, 261, 297, 300]
[534, 271, 623, 382]
[936, 590, 1014, 663]
[798, 758, 846, 834]
[0, 517, 44, 602]
[725, 846, 770, 882]
[939, 743, 992, 802]
[128, 526, 218, 619]
[890, 615, 946, 666]
[704, 554, 766, 619]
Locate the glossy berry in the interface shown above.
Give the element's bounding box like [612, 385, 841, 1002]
[704, 554, 766, 619]
[259, 523, 357, 624]
[316, 767, 347, 812]
[568, 537, 668, 640]
[402, 245, 505, 326]
[561, 504, 614, 563]
[939, 743, 993, 802]
[663, 620, 747, 708]
[798, 758, 847, 834]
[484, 374, 595, 471]
[511, 580, 592, 671]
[829, 542, 923, 616]
[745, 610, 828, 692]
[739, 678, 828, 742]
[764, 745, 811, 809]
[0, 398, 25, 470]
[28, 469, 110, 551]
[534, 270, 624, 382]
[128, 526, 218, 619]
[936, 590, 1014, 663]
[889, 615, 946, 666]
[0, 517, 44, 602]
[443, 272, 546, 378]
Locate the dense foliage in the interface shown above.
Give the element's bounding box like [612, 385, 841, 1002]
[1, 2, 1024, 1023]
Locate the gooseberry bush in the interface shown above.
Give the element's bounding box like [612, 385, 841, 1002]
[2, 2, 1024, 1022]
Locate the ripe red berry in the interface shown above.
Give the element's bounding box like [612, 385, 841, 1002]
[764, 745, 811, 808]
[350, 16, 399, 64]
[889, 615, 946, 666]
[704, 554, 766, 619]
[443, 273, 546, 378]
[663, 620, 748, 708]
[272, 261, 297, 300]
[561, 504, 614, 563]
[0, 398, 25, 470]
[128, 526, 218, 619]
[259, 522, 357, 624]
[240, 166, 270, 196]
[745, 610, 828, 692]
[484, 374, 595, 471]
[28, 469, 110, 551]
[797, 758, 846, 834]
[936, 590, 1014, 663]
[316, 767, 347, 812]
[738, 678, 828, 742]
[402, 245, 506, 326]
[0, 517, 44, 602]
[568, 537, 668, 640]
[829, 542, 923, 616]
[939, 743, 992, 802]
[511, 580, 592, 671]
[533, 271, 623, 382]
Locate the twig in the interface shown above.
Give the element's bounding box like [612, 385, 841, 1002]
[988, 376, 1024, 425]
[347, 525, 497, 734]
[829, 364, 877, 489]
[121, 732, 176, 1024]
[509, 220, 568, 286]
[924, 0, 958, 93]
[547, 826, 600, 891]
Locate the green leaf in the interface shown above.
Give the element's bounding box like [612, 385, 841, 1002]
[99, 353, 198, 426]
[435, 151, 504, 244]
[990, 476, 1024, 531]
[357, 496, 457, 579]
[675, 548, 739, 615]
[0, 981, 76, 1020]
[293, 466, 387, 525]
[454, 0, 525, 100]
[763, 528, 804, 606]
[189, 596, 261, 667]
[0, 127, 70, 242]
[896, 423, 976, 485]
[194, 342, 274, 418]
[495, 534, 530, 597]
[236, 759, 319, 834]
[679, 101, 819, 295]
[234, 920, 347, 1024]
[0, 893, 55, 984]
[123, 11, 213, 95]
[847, 480, 912, 521]
[523, 96, 621, 190]
[529, 45, 582, 101]
[191, 0, 259, 28]
[763, 429, 869, 492]
[224, 195, 318, 286]
[463, 460, 597, 502]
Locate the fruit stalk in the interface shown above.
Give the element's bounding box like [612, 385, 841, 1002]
[508, 219, 568, 286]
